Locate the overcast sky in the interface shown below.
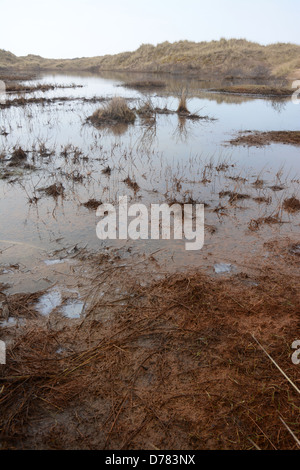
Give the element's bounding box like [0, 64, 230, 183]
[1, 0, 299, 58]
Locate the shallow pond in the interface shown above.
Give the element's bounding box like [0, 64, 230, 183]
[0, 71, 299, 292]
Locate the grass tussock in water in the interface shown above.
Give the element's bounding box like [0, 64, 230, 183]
[177, 90, 189, 114]
[11, 147, 27, 162]
[81, 199, 102, 211]
[122, 80, 166, 90]
[136, 99, 156, 119]
[229, 131, 300, 147]
[38, 183, 65, 199]
[283, 196, 300, 213]
[89, 97, 136, 126]
[0, 95, 107, 109]
[123, 176, 140, 193]
[5, 82, 83, 94]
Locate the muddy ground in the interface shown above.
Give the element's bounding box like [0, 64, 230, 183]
[0, 237, 300, 450]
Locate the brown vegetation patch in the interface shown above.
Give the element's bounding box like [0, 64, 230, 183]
[5, 83, 83, 94]
[10, 147, 27, 165]
[0, 283, 10, 293]
[1, 266, 300, 450]
[88, 98, 136, 127]
[4, 292, 41, 319]
[219, 191, 251, 204]
[289, 244, 300, 256]
[82, 199, 102, 210]
[283, 196, 300, 213]
[0, 73, 37, 81]
[102, 166, 112, 176]
[122, 80, 166, 90]
[269, 185, 286, 192]
[253, 196, 272, 205]
[0, 96, 107, 109]
[210, 85, 292, 96]
[248, 215, 282, 231]
[229, 131, 300, 147]
[137, 100, 156, 119]
[177, 90, 189, 114]
[155, 107, 175, 115]
[123, 176, 140, 193]
[252, 179, 265, 189]
[38, 183, 65, 198]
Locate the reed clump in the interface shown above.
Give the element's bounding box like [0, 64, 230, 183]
[283, 196, 300, 213]
[89, 97, 136, 126]
[177, 90, 189, 114]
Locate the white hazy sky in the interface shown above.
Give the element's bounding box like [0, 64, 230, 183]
[1, 0, 299, 58]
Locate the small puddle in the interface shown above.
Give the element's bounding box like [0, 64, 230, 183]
[214, 263, 234, 274]
[43, 259, 69, 266]
[61, 300, 85, 319]
[0, 317, 17, 328]
[35, 288, 62, 316]
[35, 286, 84, 319]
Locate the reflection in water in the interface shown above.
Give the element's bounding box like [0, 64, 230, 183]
[175, 115, 189, 142]
[268, 99, 287, 113]
[0, 71, 299, 288]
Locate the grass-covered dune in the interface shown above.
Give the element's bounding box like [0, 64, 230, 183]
[1, 39, 300, 79]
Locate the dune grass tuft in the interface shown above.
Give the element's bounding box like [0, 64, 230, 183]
[177, 90, 189, 114]
[89, 97, 136, 126]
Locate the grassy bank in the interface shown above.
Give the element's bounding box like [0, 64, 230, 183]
[1, 39, 300, 79]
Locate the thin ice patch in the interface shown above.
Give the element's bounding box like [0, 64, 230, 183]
[44, 259, 67, 266]
[0, 317, 17, 328]
[61, 300, 85, 319]
[214, 263, 234, 274]
[35, 288, 62, 316]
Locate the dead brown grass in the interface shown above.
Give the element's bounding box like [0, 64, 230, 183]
[137, 99, 156, 119]
[283, 196, 300, 213]
[38, 183, 65, 198]
[229, 131, 300, 147]
[123, 176, 140, 193]
[0, 73, 36, 81]
[10, 147, 27, 163]
[219, 191, 251, 204]
[81, 199, 102, 210]
[253, 196, 272, 205]
[2, 39, 300, 79]
[177, 90, 189, 114]
[1, 259, 300, 450]
[122, 80, 166, 90]
[5, 83, 82, 94]
[88, 98, 136, 126]
[0, 95, 107, 109]
[248, 215, 282, 231]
